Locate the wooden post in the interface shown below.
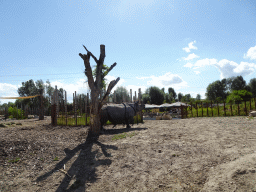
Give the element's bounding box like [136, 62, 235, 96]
[80, 95, 82, 125]
[206, 102, 208, 117]
[224, 101, 226, 116]
[130, 89, 132, 103]
[134, 91, 137, 103]
[86, 93, 89, 126]
[201, 102, 203, 117]
[196, 103, 198, 117]
[210, 101, 213, 117]
[51, 88, 58, 126]
[75, 91, 77, 126]
[190, 102, 193, 117]
[39, 89, 44, 120]
[65, 91, 67, 126]
[238, 102, 240, 116]
[230, 102, 233, 116]
[139, 88, 143, 123]
[217, 101, 219, 116]
[244, 100, 247, 116]
[136, 90, 138, 124]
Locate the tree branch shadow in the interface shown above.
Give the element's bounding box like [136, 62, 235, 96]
[36, 131, 118, 191]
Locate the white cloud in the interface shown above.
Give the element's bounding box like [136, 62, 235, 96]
[215, 59, 256, 79]
[182, 53, 200, 61]
[184, 62, 193, 68]
[193, 58, 218, 69]
[0, 83, 20, 104]
[182, 41, 198, 53]
[144, 72, 188, 91]
[136, 76, 151, 80]
[194, 71, 200, 74]
[243, 45, 256, 60]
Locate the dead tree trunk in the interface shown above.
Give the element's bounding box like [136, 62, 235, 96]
[79, 44, 119, 135]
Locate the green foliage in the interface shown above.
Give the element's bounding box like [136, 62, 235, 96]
[147, 86, 164, 105]
[196, 94, 201, 101]
[178, 93, 183, 101]
[115, 86, 130, 103]
[226, 90, 252, 104]
[168, 87, 177, 99]
[248, 78, 256, 98]
[230, 75, 246, 91]
[92, 63, 110, 90]
[142, 94, 150, 104]
[53, 157, 59, 161]
[7, 106, 25, 120]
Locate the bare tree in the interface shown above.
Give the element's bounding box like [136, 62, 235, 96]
[79, 44, 120, 135]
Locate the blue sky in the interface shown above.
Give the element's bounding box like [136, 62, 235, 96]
[1, 0, 256, 104]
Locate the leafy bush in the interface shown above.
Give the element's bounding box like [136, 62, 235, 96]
[7, 106, 25, 120]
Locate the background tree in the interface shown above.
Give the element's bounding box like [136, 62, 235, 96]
[177, 93, 183, 102]
[145, 86, 164, 105]
[168, 87, 177, 100]
[79, 44, 119, 135]
[164, 93, 172, 103]
[196, 94, 201, 101]
[205, 80, 229, 101]
[230, 76, 247, 91]
[142, 93, 150, 104]
[184, 94, 191, 102]
[248, 78, 256, 98]
[114, 86, 130, 103]
[226, 90, 253, 104]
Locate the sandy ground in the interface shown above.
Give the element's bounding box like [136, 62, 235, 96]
[1, 116, 256, 192]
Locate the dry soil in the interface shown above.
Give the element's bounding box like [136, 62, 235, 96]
[1, 116, 256, 191]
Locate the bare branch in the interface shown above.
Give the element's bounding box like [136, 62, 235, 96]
[102, 62, 117, 79]
[99, 77, 120, 110]
[83, 45, 98, 64]
[79, 51, 95, 93]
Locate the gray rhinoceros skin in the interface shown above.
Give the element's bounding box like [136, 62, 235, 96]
[100, 101, 145, 129]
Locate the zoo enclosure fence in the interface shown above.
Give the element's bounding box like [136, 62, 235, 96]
[51, 86, 144, 126]
[180, 98, 256, 119]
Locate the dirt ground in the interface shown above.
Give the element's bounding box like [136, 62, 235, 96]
[1, 116, 256, 192]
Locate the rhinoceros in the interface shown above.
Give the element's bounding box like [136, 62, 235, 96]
[100, 101, 145, 130]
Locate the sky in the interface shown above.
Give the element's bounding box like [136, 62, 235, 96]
[1, 0, 256, 104]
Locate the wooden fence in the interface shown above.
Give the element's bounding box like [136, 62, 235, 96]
[0, 89, 45, 120]
[51, 86, 144, 126]
[180, 98, 256, 119]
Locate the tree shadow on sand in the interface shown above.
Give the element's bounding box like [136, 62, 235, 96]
[36, 127, 147, 191]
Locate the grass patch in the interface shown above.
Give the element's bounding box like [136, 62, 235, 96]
[183, 100, 256, 118]
[112, 132, 138, 141]
[53, 156, 59, 161]
[8, 157, 20, 163]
